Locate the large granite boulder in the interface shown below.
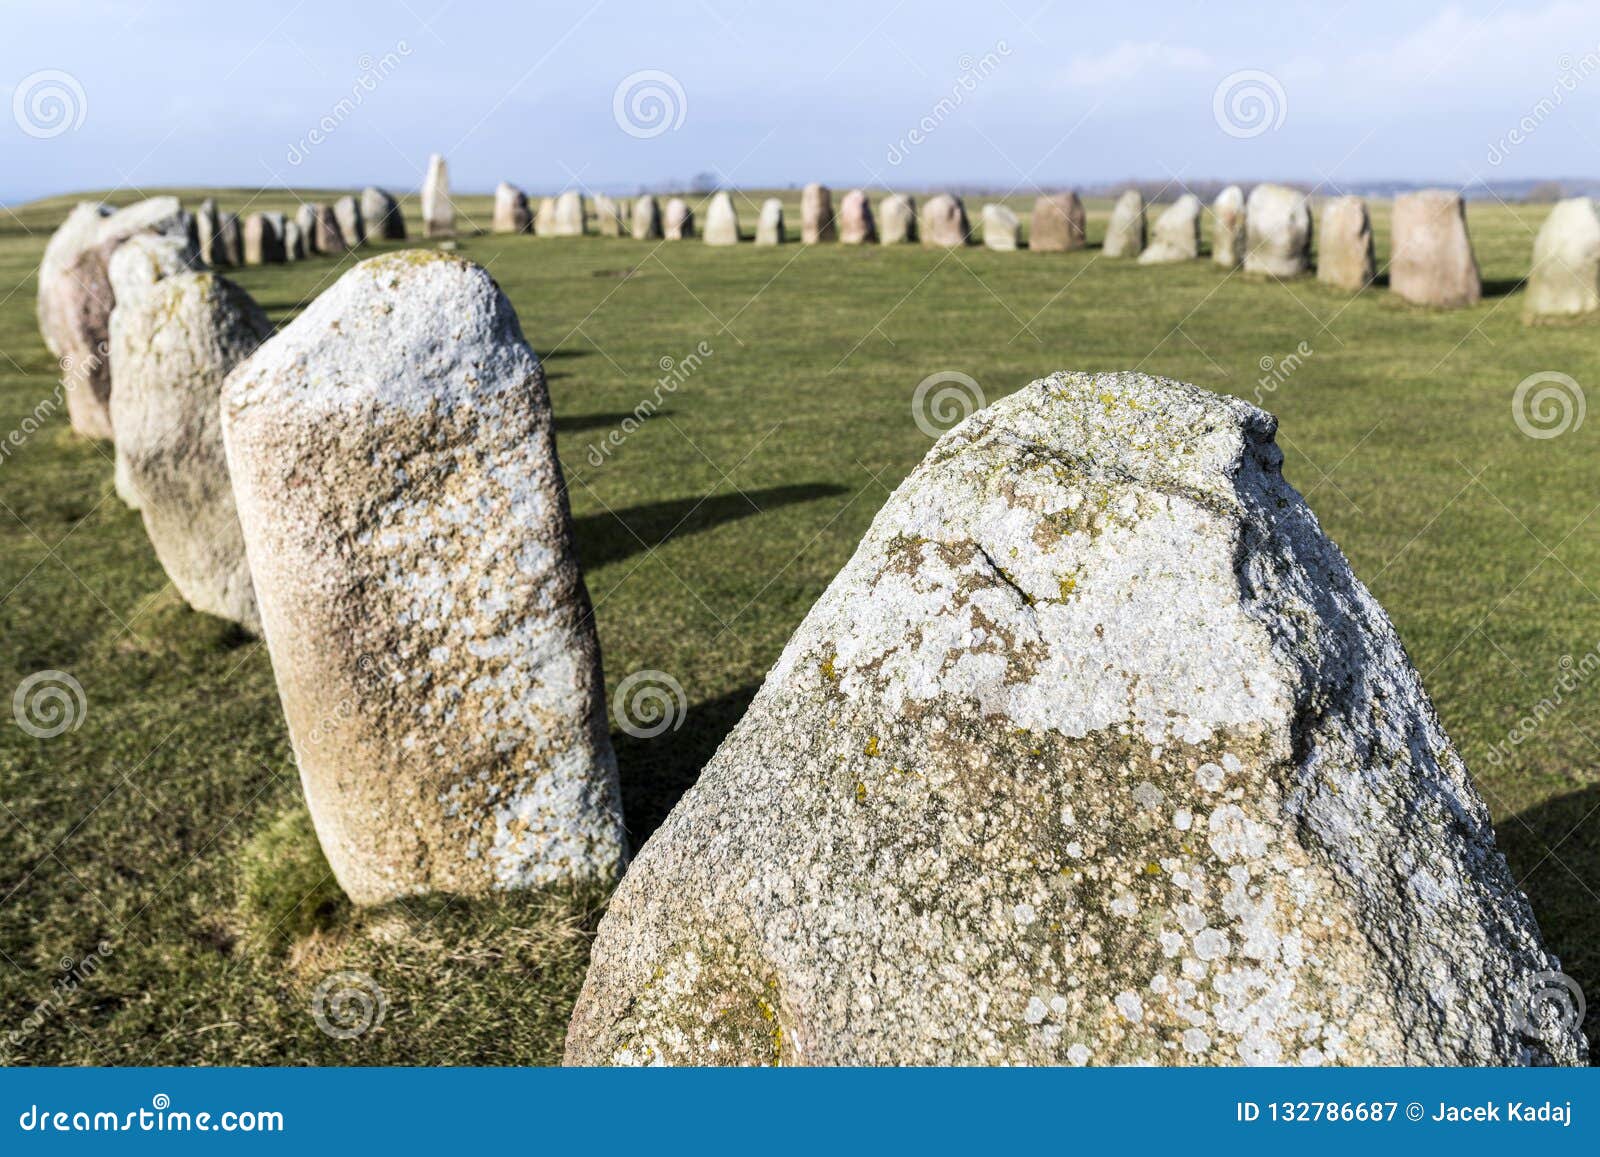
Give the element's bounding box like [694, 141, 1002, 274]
[1317, 196, 1375, 291]
[755, 198, 785, 245]
[1211, 186, 1246, 268]
[632, 195, 663, 240]
[838, 190, 876, 244]
[801, 183, 835, 243]
[1030, 193, 1085, 252]
[879, 194, 916, 245]
[493, 182, 532, 234]
[1389, 190, 1482, 309]
[918, 194, 969, 248]
[1102, 190, 1146, 258]
[664, 198, 693, 240]
[1244, 184, 1312, 277]
[1138, 194, 1202, 264]
[422, 153, 453, 238]
[565, 370, 1587, 1068]
[333, 195, 365, 247]
[1526, 197, 1600, 318]
[703, 191, 740, 245]
[982, 204, 1020, 250]
[221, 252, 628, 904]
[111, 272, 271, 631]
[362, 186, 406, 240]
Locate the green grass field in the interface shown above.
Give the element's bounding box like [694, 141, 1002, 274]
[2, 185, 1597, 1064]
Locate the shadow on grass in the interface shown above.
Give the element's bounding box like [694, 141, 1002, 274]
[1504, 785, 1600, 1058]
[572, 482, 848, 570]
[554, 410, 669, 435]
[1483, 277, 1527, 299]
[614, 682, 760, 850]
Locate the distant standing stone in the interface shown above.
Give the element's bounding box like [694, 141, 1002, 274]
[243, 212, 284, 265]
[551, 191, 587, 236]
[283, 218, 306, 262]
[37, 201, 111, 358]
[879, 194, 917, 245]
[219, 213, 243, 268]
[664, 198, 694, 240]
[333, 195, 365, 247]
[982, 203, 1020, 250]
[221, 252, 628, 904]
[755, 198, 785, 245]
[632, 195, 662, 240]
[1138, 194, 1202, 264]
[112, 272, 271, 631]
[362, 187, 406, 240]
[839, 190, 876, 244]
[1526, 197, 1600, 318]
[196, 198, 225, 266]
[1244, 184, 1313, 277]
[919, 194, 970, 248]
[594, 194, 626, 237]
[1317, 196, 1376, 291]
[1102, 190, 1146, 258]
[801, 183, 835, 243]
[1389, 189, 1482, 309]
[1211, 186, 1246, 268]
[422, 152, 454, 238]
[703, 191, 740, 245]
[294, 203, 317, 244]
[1029, 193, 1085, 252]
[310, 204, 347, 254]
[535, 197, 557, 236]
[493, 182, 532, 234]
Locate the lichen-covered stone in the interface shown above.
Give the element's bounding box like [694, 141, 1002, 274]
[333, 195, 365, 247]
[664, 198, 693, 240]
[1138, 194, 1201, 264]
[1526, 197, 1600, 318]
[879, 194, 916, 245]
[493, 182, 532, 234]
[566, 370, 1586, 1068]
[632, 195, 662, 240]
[221, 252, 626, 904]
[801, 183, 834, 243]
[1030, 193, 1085, 252]
[755, 198, 785, 245]
[703, 191, 740, 245]
[1103, 189, 1145, 258]
[1317, 196, 1375, 291]
[362, 186, 406, 240]
[918, 194, 969, 248]
[1390, 190, 1481, 309]
[982, 203, 1020, 250]
[1211, 186, 1246, 268]
[838, 190, 875, 244]
[422, 153, 453, 238]
[111, 273, 270, 630]
[1244, 184, 1312, 277]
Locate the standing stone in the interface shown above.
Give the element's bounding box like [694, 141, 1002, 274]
[493, 182, 532, 234]
[1029, 193, 1085, 252]
[982, 204, 1020, 251]
[1102, 189, 1146, 258]
[595, 194, 625, 237]
[1244, 184, 1313, 277]
[1211, 186, 1246, 268]
[703, 191, 740, 246]
[37, 201, 111, 358]
[838, 190, 876, 245]
[552, 191, 587, 236]
[564, 370, 1588, 1069]
[535, 197, 558, 236]
[632, 195, 663, 240]
[196, 198, 225, 266]
[664, 198, 693, 240]
[111, 273, 271, 630]
[243, 212, 284, 265]
[333, 195, 365, 247]
[362, 186, 406, 240]
[219, 214, 243, 268]
[107, 234, 204, 509]
[1389, 189, 1482, 309]
[1317, 196, 1376, 292]
[294, 204, 317, 245]
[221, 252, 628, 904]
[919, 194, 970, 248]
[283, 219, 306, 262]
[755, 199, 785, 245]
[311, 204, 347, 254]
[801, 183, 835, 244]
[1526, 197, 1600, 318]
[422, 153, 453, 238]
[1138, 194, 1202, 264]
[879, 194, 916, 245]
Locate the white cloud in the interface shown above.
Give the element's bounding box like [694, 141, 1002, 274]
[1059, 41, 1213, 88]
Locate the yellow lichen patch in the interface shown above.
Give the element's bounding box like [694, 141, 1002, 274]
[864, 736, 880, 757]
[855, 781, 867, 803]
[820, 655, 838, 681]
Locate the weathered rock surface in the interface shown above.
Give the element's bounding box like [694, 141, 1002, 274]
[838, 190, 876, 244]
[1244, 184, 1312, 277]
[801, 183, 835, 244]
[37, 201, 111, 358]
[755, 198, 785, 245]
[1030, 193, 1085, 252]
[493, 182, 532, 234]
[982, 203, 1020, 250]
[422, 153, 453, 238]
[703, 191, 740, 245]
[879, 194, 916, 245]
[1526, 197, 1600, 318]
[221, 252, 627, 904]
[334, 195, 365, 247]
[1102, 190, 1146, 258]
[919, 194, 969, 248]
[1138, 194, 1202, 264]
[632, 195, 662, 240]
[1389, 190, 1482, 309]
[111, 272, 271, 630]
[1211, 186, 1246, 268]
[362, 186, 406, 240]
[565, 370, 1587, 1068]
[551, 191, 587, 236]
[664, 198, 693, 240]
[1317, 196, 1375, 292]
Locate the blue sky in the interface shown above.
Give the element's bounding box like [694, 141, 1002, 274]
[2, 0, 1599, 202]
